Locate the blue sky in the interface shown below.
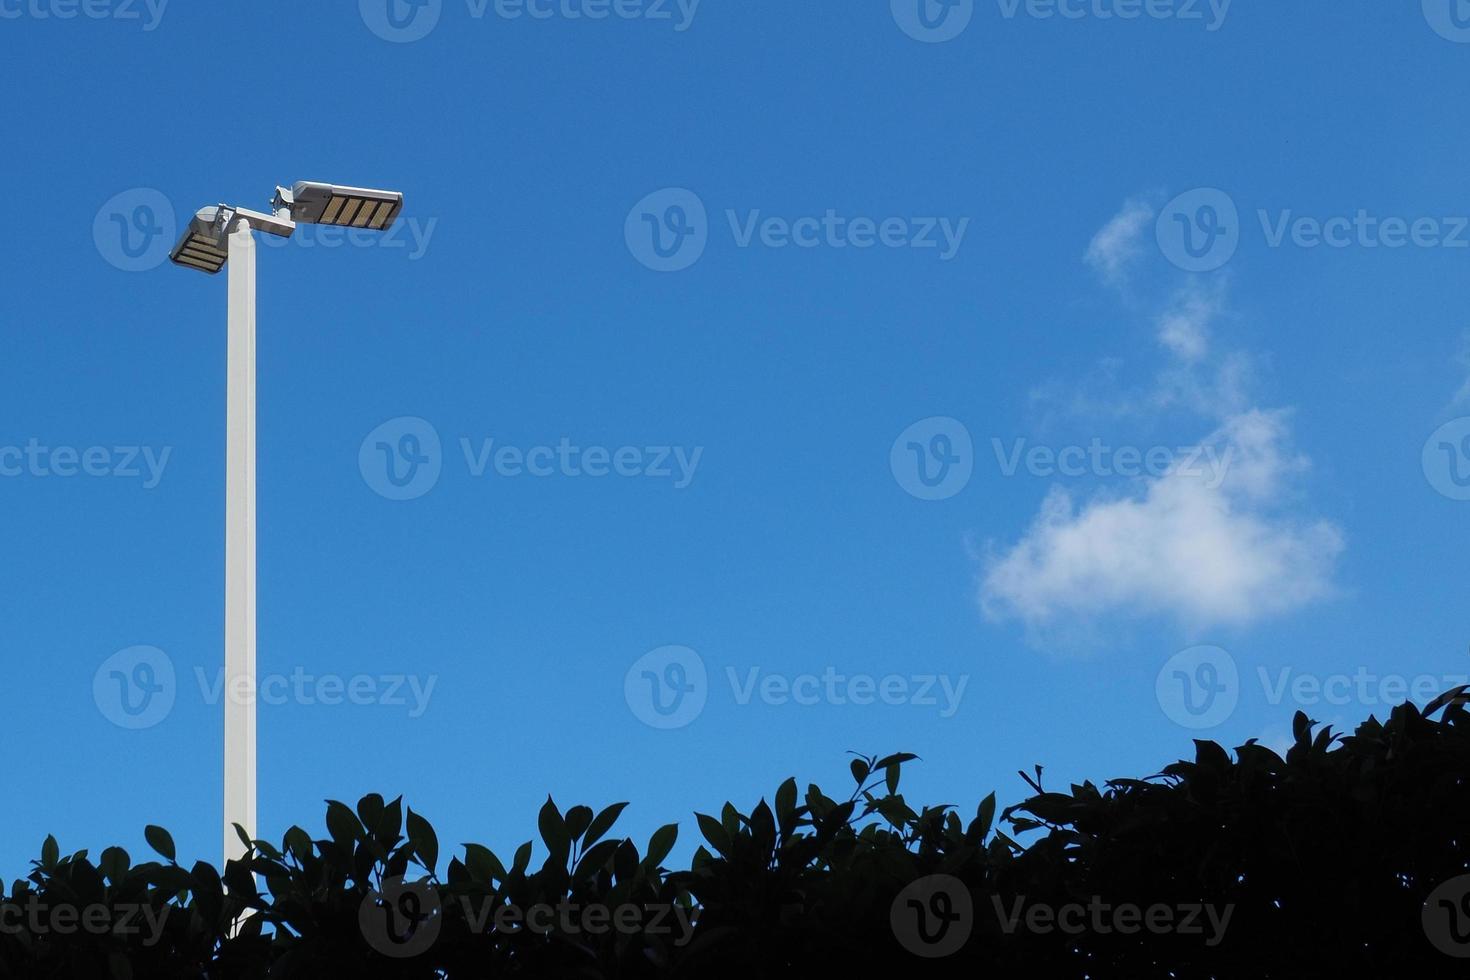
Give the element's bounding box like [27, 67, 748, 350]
[2, 1, 1470, 878]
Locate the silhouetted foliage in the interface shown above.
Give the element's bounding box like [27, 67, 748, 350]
[4, 689, 1468, 977]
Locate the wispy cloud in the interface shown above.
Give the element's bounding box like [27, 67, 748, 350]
[1084, 198, 1155, 288]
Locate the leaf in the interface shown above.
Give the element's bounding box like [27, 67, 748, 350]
[145, 826, 176, 863]
[190, 861, 225, 924]
[1194, 739, 1232, 772]
[696, 813, 732, 858]
[885, 763, 901, 796]
[284, 826, 313, 864]
[1427, 684, 1470, 717]
[462, 843, 505, 883]
[377, 797, 404, 843]
[613, 839, 639, 881]
[99, 846, 131, 885]
[749, 801, 777, 850]
[325, 801, 363, 846]
[973, 792, 997, 841]
[850, 759, 871, 786]
[583, 803, 629, 848]
[407, 807, 439, 872]
[538, 797, 570, 860]
[512, 841, 534, 877]
[574, 839, 621, 880]
[357, 793, 386, 830]
[775, 778, 799, 833]
[564, 805, 594, 842]
[644, 824, 679, 869]
[41, 835, 59, 869]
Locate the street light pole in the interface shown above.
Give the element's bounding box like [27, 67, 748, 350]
[169, 182, 406, 870]
[223, 219, 257, 866]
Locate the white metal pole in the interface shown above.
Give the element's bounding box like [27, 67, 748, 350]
[224, 219, 258, 867]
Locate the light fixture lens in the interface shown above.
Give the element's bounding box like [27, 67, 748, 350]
[169, 211, 230, 274]
[368, 201, 395, 230]
[336, 199, 364, 227]
[290, 182, 404, 231]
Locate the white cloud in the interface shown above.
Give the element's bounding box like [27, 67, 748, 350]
[981, 410, 1344, 631]
[980, 202, 1344, 639]
[1084, 199, 1154, 288]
